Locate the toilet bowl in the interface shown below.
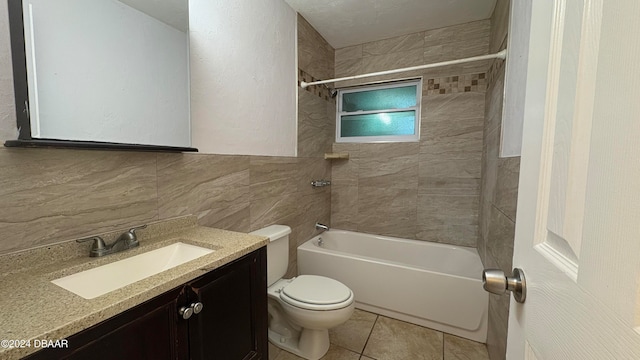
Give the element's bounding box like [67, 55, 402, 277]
[250, 225, 355, 360]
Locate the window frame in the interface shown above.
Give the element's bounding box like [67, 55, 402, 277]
[336, 78, 422, 143]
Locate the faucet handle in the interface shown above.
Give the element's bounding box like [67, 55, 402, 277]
[129, 224, 147, 236]
[77, 236, 106, 251]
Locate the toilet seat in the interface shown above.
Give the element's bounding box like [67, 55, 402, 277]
[280, 275, 353, 311]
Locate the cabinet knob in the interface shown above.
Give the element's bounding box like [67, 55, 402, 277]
[179, 306, 193, 320]
[191, 302, 204, 314]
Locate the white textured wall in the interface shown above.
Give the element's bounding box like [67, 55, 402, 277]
[189, 0, 298, 156]
[0, 1, 16, 142]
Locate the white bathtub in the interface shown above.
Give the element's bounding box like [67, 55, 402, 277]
[297, 230, 488, 342]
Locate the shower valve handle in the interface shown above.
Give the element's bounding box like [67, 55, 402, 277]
[482, 268, 526, 303]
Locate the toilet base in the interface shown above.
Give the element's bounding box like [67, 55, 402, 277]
[268, 327, 330, 360]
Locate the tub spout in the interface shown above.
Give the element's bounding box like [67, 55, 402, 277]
[315, 223, 329, 232]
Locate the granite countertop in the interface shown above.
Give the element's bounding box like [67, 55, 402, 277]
[0, 216, 268, 360]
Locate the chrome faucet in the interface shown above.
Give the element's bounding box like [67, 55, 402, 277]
[77, 225, 147, 257]
[315, 223, 329, 232]
[311, 180, 331, 187]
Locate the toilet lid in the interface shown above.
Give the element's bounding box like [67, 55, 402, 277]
[281, 275, 352, 310]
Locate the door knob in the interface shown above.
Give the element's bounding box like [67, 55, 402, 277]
[482, 268, 527, 303]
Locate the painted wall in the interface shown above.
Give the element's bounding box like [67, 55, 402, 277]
[477, 0, 520, 359]
[330, 20, 491, 247]
[22, 0, 190, 147]
[0, 1, 329, 278]
[189, 0, 298, 156]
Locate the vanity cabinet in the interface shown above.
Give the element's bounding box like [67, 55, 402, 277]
[25, 247, 267, 360]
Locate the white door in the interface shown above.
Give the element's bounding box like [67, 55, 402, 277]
[506, 0, 640, 359]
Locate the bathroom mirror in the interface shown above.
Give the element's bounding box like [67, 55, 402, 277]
[5, 0, 197, 152]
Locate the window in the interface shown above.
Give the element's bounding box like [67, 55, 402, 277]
[336, 79, 421, 143]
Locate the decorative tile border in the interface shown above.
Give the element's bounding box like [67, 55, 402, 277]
[425, 72, 487, 96]
[298, 69, 335, 102]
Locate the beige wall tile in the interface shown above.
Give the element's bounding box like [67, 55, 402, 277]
[298, 91, 334, 158]
[484, 70, 505, 136]
[495, 157, 520, 221]
[479, 127, 499, 243]
[416, 194, 479, 246]
[418, 157, 481, 196]
[486, 205, 515, 274]
[361, 48, 424, 74]
[0, 148, 158, 254]
[420, 134, 484, 160]
[249, 156, 299, 201]
[297, 14, 335, 173]
[424, 20, 491, 48]
[363, 32, 425, 56]
[297, 14, 334, 80]
[331, 144, 359, 186]
[249, 192, 300, 232]
[422, 93, 487, 122]
[197, 201, 250, 233]
[156, 153, 250, 220]
[335, 45, 363, 61]
[335, 58, 363, 78]
[357, 143, 419, 190]
[330, 186, 358, 231]
[490, 0, 510, 53]
[297, 191, 331, 234]
[357, 186, 417, 239]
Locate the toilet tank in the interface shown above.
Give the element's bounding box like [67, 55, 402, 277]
[249, 225, 292, 286]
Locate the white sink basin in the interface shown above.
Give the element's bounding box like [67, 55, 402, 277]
[52, 242, 214, 299]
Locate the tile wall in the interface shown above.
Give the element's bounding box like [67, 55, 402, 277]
[0, 9, 335, 279]
[477, 1, 519, 359]
[331, 20, 491, 247]
[297, 15, 336, 158]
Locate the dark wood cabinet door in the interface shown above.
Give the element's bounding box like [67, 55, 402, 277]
[187, 248, 268, 360]
[24, 286, 187, 360]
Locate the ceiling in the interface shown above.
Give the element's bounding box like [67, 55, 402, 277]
[284, 0, 497, 49]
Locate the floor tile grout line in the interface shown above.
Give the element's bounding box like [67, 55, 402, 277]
[360, 314, 380, 359]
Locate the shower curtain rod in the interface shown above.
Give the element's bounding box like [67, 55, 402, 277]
[299, 49, 507, 88]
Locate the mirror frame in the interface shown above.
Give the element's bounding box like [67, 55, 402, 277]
[3, 0, 198, 152]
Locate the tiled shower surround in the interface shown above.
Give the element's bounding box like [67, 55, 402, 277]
[330, 20, 492, 247]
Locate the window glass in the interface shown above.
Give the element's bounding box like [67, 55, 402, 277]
[337, 79, 421, 142]
[340, 111, 416, 137]
[342, 86, 417, 112]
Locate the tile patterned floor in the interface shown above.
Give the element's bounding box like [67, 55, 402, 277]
[269, 309, 490, 360]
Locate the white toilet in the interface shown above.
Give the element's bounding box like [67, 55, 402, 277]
[250, 225, 355, 360]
